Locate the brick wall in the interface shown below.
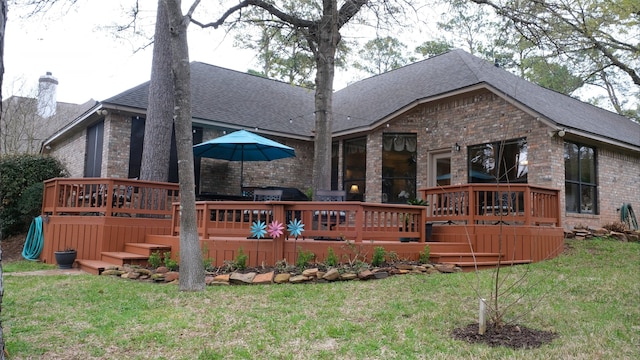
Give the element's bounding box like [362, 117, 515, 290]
[50, 128, 86, 177]
[103, 114, 131, 178]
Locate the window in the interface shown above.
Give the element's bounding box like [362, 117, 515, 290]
[468, 138, 528, 183]
[565, 142, 597, 214]
[85, 120, 104, 177]
[343, 137, 366, 201]
[382, 134, 417, 203]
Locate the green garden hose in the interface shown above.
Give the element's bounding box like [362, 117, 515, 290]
[21, 216, 44, 261]
[620, 203, 638, 231]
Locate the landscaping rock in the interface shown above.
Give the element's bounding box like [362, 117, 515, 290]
[340, 273, 357, 281]
[102, 269, 124, 276]
[322, 268, 340, 281]
[230, 272, 256, 284]
[302, 268, 319, 277]
[357, 269, 375, 280]
[435, 264, 457, 273]
[289, 275, 310, 283]
[253, 272, 274, 284]
[164, 271, 180, 282]
[373, 271, 389, 279]
[274, 273, 291, 283]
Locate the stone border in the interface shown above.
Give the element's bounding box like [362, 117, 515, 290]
[100, 263, 463, 285]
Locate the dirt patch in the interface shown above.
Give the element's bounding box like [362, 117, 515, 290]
[452, 322, 557, 349]
[2, 233, 27, 262]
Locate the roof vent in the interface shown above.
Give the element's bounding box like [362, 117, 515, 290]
[37, 72, 58, 118]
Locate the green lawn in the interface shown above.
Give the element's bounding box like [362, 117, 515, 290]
[2, 238, 639, 359]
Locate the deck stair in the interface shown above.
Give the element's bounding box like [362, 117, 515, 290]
[76, 243, 171, 275]
[430, 250, 533, 271]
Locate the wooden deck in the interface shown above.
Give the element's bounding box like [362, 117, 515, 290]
[40, 179, 564, 273]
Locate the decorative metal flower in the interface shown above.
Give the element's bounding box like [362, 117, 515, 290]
[250, 220, 267, 239]
[287, 218, 305, 239]
[267, 220, 284, 238]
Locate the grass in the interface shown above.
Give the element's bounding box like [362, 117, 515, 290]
[2, 238, 639, 359]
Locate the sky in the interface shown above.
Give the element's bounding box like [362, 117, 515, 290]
[2, 1, 297, 104]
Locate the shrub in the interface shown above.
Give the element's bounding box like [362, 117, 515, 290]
[296, 248, 315, 269]
[163, 252, 178, 271]
[234, 248, 248, 270]
[148, 251, 162, 269]
[325, 247, 339, 267]
[419, 245, 431, 264]
[0, 154, 67, 238]
[371, 246, 386, 267]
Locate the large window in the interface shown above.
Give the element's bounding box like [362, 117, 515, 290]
[343, 137, 366, 201]
[565, 142, 597, 214]
[382, 133, 417, 203]
[468, 138, 528, 183]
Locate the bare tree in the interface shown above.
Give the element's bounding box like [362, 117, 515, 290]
[140, 0, 175, 182]
[195, 0, 409, 197]
[163, 0, 204, 291]
[1, 1, 9, 356]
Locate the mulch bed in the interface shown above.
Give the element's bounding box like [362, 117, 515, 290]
[452, 322, 557, 349]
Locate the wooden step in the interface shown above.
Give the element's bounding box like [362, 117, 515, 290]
[101, 252, 150, 266]
[424, 242, 473, 253]
[430, 252, 501, 263]
[124, 243, 172, 256]
[446, 259, 533, 271]
[76, 259, 117, 275]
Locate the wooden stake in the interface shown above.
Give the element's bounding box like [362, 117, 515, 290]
[479, 298, 486, 335]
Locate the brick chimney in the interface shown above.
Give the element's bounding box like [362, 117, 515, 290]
[37, 71, 58, 118]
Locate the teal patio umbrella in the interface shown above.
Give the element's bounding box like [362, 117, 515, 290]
[193, 130, 296, 193]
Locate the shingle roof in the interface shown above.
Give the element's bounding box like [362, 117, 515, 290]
[102, 50, 639, 148]
[333, 49, 639, 147]
[103, 62, 316, 137]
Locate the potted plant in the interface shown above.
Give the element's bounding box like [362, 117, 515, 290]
[54, 247, 77, 269]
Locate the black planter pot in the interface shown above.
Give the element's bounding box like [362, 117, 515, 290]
[54, 250, 77, 269]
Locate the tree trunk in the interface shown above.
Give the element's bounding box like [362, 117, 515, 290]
[165, 0, 204, 291]
[311, 0, 339, 198]
[0, 1, 8, 356]
[140, 0, 174, 182]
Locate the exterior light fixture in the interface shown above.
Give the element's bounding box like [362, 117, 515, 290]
[454, 142, 461, 152]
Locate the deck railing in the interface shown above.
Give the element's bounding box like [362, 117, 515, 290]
[173, 201, 426, 243]
[419, 184, 561, 227]
[42, 178, 180, 218]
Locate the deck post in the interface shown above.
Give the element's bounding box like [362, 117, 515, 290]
[272, 203, 286, 263]
[523, 186, 531, 225]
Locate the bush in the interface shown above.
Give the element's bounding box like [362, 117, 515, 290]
[148, 251, 162, 269]
[419, 245, 431, 264]
[296, 247, 315, 269]
[0, 154, 67, 238]
[603, 221, 627, 233]
[371, 246, 386, 267]
[325, 247, 339, 267]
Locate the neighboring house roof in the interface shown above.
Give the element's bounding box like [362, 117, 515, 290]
[2, 95, 97, 153]
[92, 49, 640, 150]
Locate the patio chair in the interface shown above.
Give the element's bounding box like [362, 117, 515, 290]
[433, 191, 465, 221]
[482, 191, 515, 224]
[253, 189, 283, 201]
[313, 190, 347, 230]
[245, 189, 283, 223]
